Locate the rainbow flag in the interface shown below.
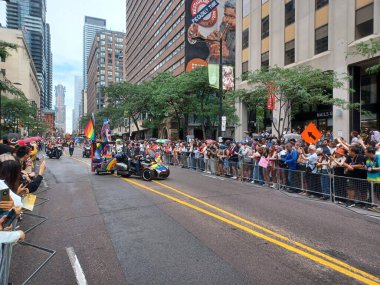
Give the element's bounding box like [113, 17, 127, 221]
[84, 118, 95, 141]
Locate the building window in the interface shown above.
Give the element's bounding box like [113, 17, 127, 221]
[261, 16, 269, 39]
[243, 0, 250, 18]
[315, 0, 328, 10]
[0, 69, 5, 76]
[242, 61, 249, 80]
[0, 56, 5, 62]
[284, 40, 295, 65]
[242, 29, 249, 49]
[285, 0, 295, 26]
[261, 52, 269, 68]
[315, 24, 328, 54]
[355, 3, 374, 40]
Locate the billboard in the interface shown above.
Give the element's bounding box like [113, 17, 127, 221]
[185, 0, 236, 73]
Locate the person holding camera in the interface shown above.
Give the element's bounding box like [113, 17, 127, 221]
[316, 149, 331, 200]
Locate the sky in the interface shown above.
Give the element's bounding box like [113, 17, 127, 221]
[1, 0, 126, 133]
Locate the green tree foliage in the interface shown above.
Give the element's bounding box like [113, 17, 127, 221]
[234, 65, 354, 137]
[351, 39, 380, 74]
[103, 67, 238, 139]
[1, 95, 47, 135]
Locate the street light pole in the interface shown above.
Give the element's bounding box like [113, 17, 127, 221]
[218, 36, 223, 141]
[191, 36, 224, 141]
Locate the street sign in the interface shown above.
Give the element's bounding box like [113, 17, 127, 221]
[221, 116, 226, 132]
[301, 122, 322, 144]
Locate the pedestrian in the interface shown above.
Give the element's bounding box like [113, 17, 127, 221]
[69, 140, 75, 157]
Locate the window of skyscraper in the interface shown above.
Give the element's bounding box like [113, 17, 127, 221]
[285, 0, 295, 26]
[261, 16, 269, 39]
[242, 29, 249, 49]
[355, 3, 374, 40]
[315, 0, 329, 10]
[261, 52, 269, 68]
[315, 24, 328, 54]
[284, 40, 295, 65]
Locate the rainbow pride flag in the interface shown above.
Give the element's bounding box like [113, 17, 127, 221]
[84, 118, 95, 141]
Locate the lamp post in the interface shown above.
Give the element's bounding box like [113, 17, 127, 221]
[192, 36, 224, 140]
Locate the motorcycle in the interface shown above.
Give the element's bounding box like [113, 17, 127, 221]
[115, 154, 170, 181]
[46, 145, 62, 159]
[82, 145, 91, 158]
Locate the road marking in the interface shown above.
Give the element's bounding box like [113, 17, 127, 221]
[71, 157, 91, 166]
[123, 178, 379, 285]
[66, 247, 88, 285]
[153, 181, 380, 283]
[70, 156, 380, 284]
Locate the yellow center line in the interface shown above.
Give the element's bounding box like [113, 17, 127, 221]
[121, 178, 379, 285]
[69, 157, 379, 284]
[153, 181, 380, 283]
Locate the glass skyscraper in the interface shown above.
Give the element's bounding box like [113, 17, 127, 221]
[83, 16, 106, 89]
[6, 0, 52, 110]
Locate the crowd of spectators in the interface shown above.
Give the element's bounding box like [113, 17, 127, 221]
[0, 134, 47, 281]
[113, 128, 380, 210]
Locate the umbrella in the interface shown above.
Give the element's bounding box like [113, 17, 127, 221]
[156, 139, 170, 143]
[283, 133, 301, 141]
[205, 139, 216, 144]
[5, 133, 20, 140]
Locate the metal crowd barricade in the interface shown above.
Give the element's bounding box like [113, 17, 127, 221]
[165, 155, 379, 208]
[0, 181, 56, 285]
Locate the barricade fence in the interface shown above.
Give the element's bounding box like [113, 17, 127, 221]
[158, 153, 379, 207]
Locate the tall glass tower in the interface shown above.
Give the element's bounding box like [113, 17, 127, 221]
[83, 16, 106, 89]
[6, 0, 52, 110]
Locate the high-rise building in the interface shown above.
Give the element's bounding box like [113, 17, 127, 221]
[6, 0, 52, 110]
[125, 0, 185, 83]
[55, 84, 66, 133]
[87, 30, 126, 114]
[83, 16, 106, 89]
[235, 0, 380, 140]
[0, 27, 41, 108]
[73, 76, 83, 132]
[44, 23, 53, 110]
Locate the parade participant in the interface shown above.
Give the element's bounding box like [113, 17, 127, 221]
[68, 140, 75, 157]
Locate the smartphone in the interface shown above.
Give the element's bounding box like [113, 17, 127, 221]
[3, 209, 16, 228]
[0, 188, 10, 201]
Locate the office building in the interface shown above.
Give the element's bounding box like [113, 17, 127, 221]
[55, 84, 66, 133]
[6, 0, 52, 110]
[125, 0, 185, 83]
[87, 30, 126, 114]
[235, 0, 380, 140]
[83, 16, 106, 89]
[0, 27, 41, 108]
[73, 76, 83, 132]
[44, 23, 53, 110]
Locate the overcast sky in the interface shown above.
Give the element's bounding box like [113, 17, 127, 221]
[1, 0, 126, 133]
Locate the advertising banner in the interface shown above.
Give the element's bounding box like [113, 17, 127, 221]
[185, 0, 236, 73]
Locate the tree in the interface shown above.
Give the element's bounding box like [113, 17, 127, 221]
[235, 65, 354, 138]
[351, 39, 380, 74]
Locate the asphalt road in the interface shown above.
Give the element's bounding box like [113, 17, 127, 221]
[9, 148, 380, 285]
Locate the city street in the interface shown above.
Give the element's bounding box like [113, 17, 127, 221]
[9, 149, 380, 285]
